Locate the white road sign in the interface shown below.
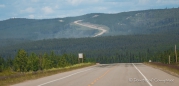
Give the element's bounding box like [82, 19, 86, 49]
[78, 53, 83, 58]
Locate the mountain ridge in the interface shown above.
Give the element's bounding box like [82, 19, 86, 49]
[0, 8, 179, 47]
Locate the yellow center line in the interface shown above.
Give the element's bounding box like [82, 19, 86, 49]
[87, 65, 116, 86]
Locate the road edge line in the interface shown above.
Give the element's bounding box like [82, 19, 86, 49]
[37, 68, 93, 86]
[132, 63, 152, 86]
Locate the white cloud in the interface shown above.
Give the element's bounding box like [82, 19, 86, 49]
[42, 6, 54, 14]
[55, 5, 59, 9]
[96, 7, 108, 10]
[67, 0, 83, 5]
[138, 0, 150, 5]
[1, 0, 179, 20]
[156, 0, 161, 3]
[156, 0, 179, 4]
[0, 4, 5, 8]
[31, 0, 39, 2]
[29, 14, 35, 18]
[21, 7, 35, 13]
[67, 0, 100, 5]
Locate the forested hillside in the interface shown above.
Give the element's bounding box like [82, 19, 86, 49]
[1, 33, 179, 62]
[83, 8, 179, 35]
[0, 18, 97, 40]
[1, 33, 179, 72]
[0, 8, 179, 47]
[0, 8, 179, 68]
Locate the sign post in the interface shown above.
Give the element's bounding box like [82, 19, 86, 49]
[78, 53, 83, 63]
[169, 55, 170, 64]
[175, 45, 177, 63]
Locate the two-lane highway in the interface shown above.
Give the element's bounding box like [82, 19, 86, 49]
[12, 63, 179, 86]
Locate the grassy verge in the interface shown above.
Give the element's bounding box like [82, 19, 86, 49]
[0, 62, 95, 86]
[144, 62, 179, 77]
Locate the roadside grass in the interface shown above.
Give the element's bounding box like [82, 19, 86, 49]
[0, 62, 95, 86]
[144, 62, 179, 77]
[0, 69, 17, 77]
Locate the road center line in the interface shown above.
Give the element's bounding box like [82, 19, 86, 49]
[88, 65, 116, 86]
[132, 63, 152, 86]
[37, 68, 93, 86]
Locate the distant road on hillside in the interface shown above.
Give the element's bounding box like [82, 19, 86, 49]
[12, 63, 179, 86]
[74, 20, 107, 37]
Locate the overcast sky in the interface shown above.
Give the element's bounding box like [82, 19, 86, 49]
[0, 0, 179, 20]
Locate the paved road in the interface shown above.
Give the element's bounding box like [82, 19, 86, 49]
[12, 63, 179, 86]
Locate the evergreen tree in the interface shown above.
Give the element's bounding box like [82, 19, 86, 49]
[0, 56, 5, 72]
[42, 53, 52, 70]
[50, 51, 58, 68]
[58, 54, 68, 68]
[27, 53, 39, 71]
[6, 57, 14, 70]
[14, 49, 28, 72]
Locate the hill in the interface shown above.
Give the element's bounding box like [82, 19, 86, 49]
[0, 8, 179, 47]
[0, 8, 179, 62]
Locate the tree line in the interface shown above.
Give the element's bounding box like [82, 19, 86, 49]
[92, 47, 179, 64]
[1, 32, 179, 72]
[0, 46, 178, 72]
[151, 47, 179, 64]
[0, 49, 93, 72]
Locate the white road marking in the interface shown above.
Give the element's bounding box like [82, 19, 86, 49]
[132, 63, 153, 86]
[37, 68, 93, 86]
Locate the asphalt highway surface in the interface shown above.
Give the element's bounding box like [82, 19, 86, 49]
[12, 63, 179, 86]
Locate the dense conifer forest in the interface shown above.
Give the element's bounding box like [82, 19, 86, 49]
[0, 33, 179, 72]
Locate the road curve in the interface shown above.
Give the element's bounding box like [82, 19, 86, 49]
[12, 63, 179, 86]
[74, 20, 107, 37]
